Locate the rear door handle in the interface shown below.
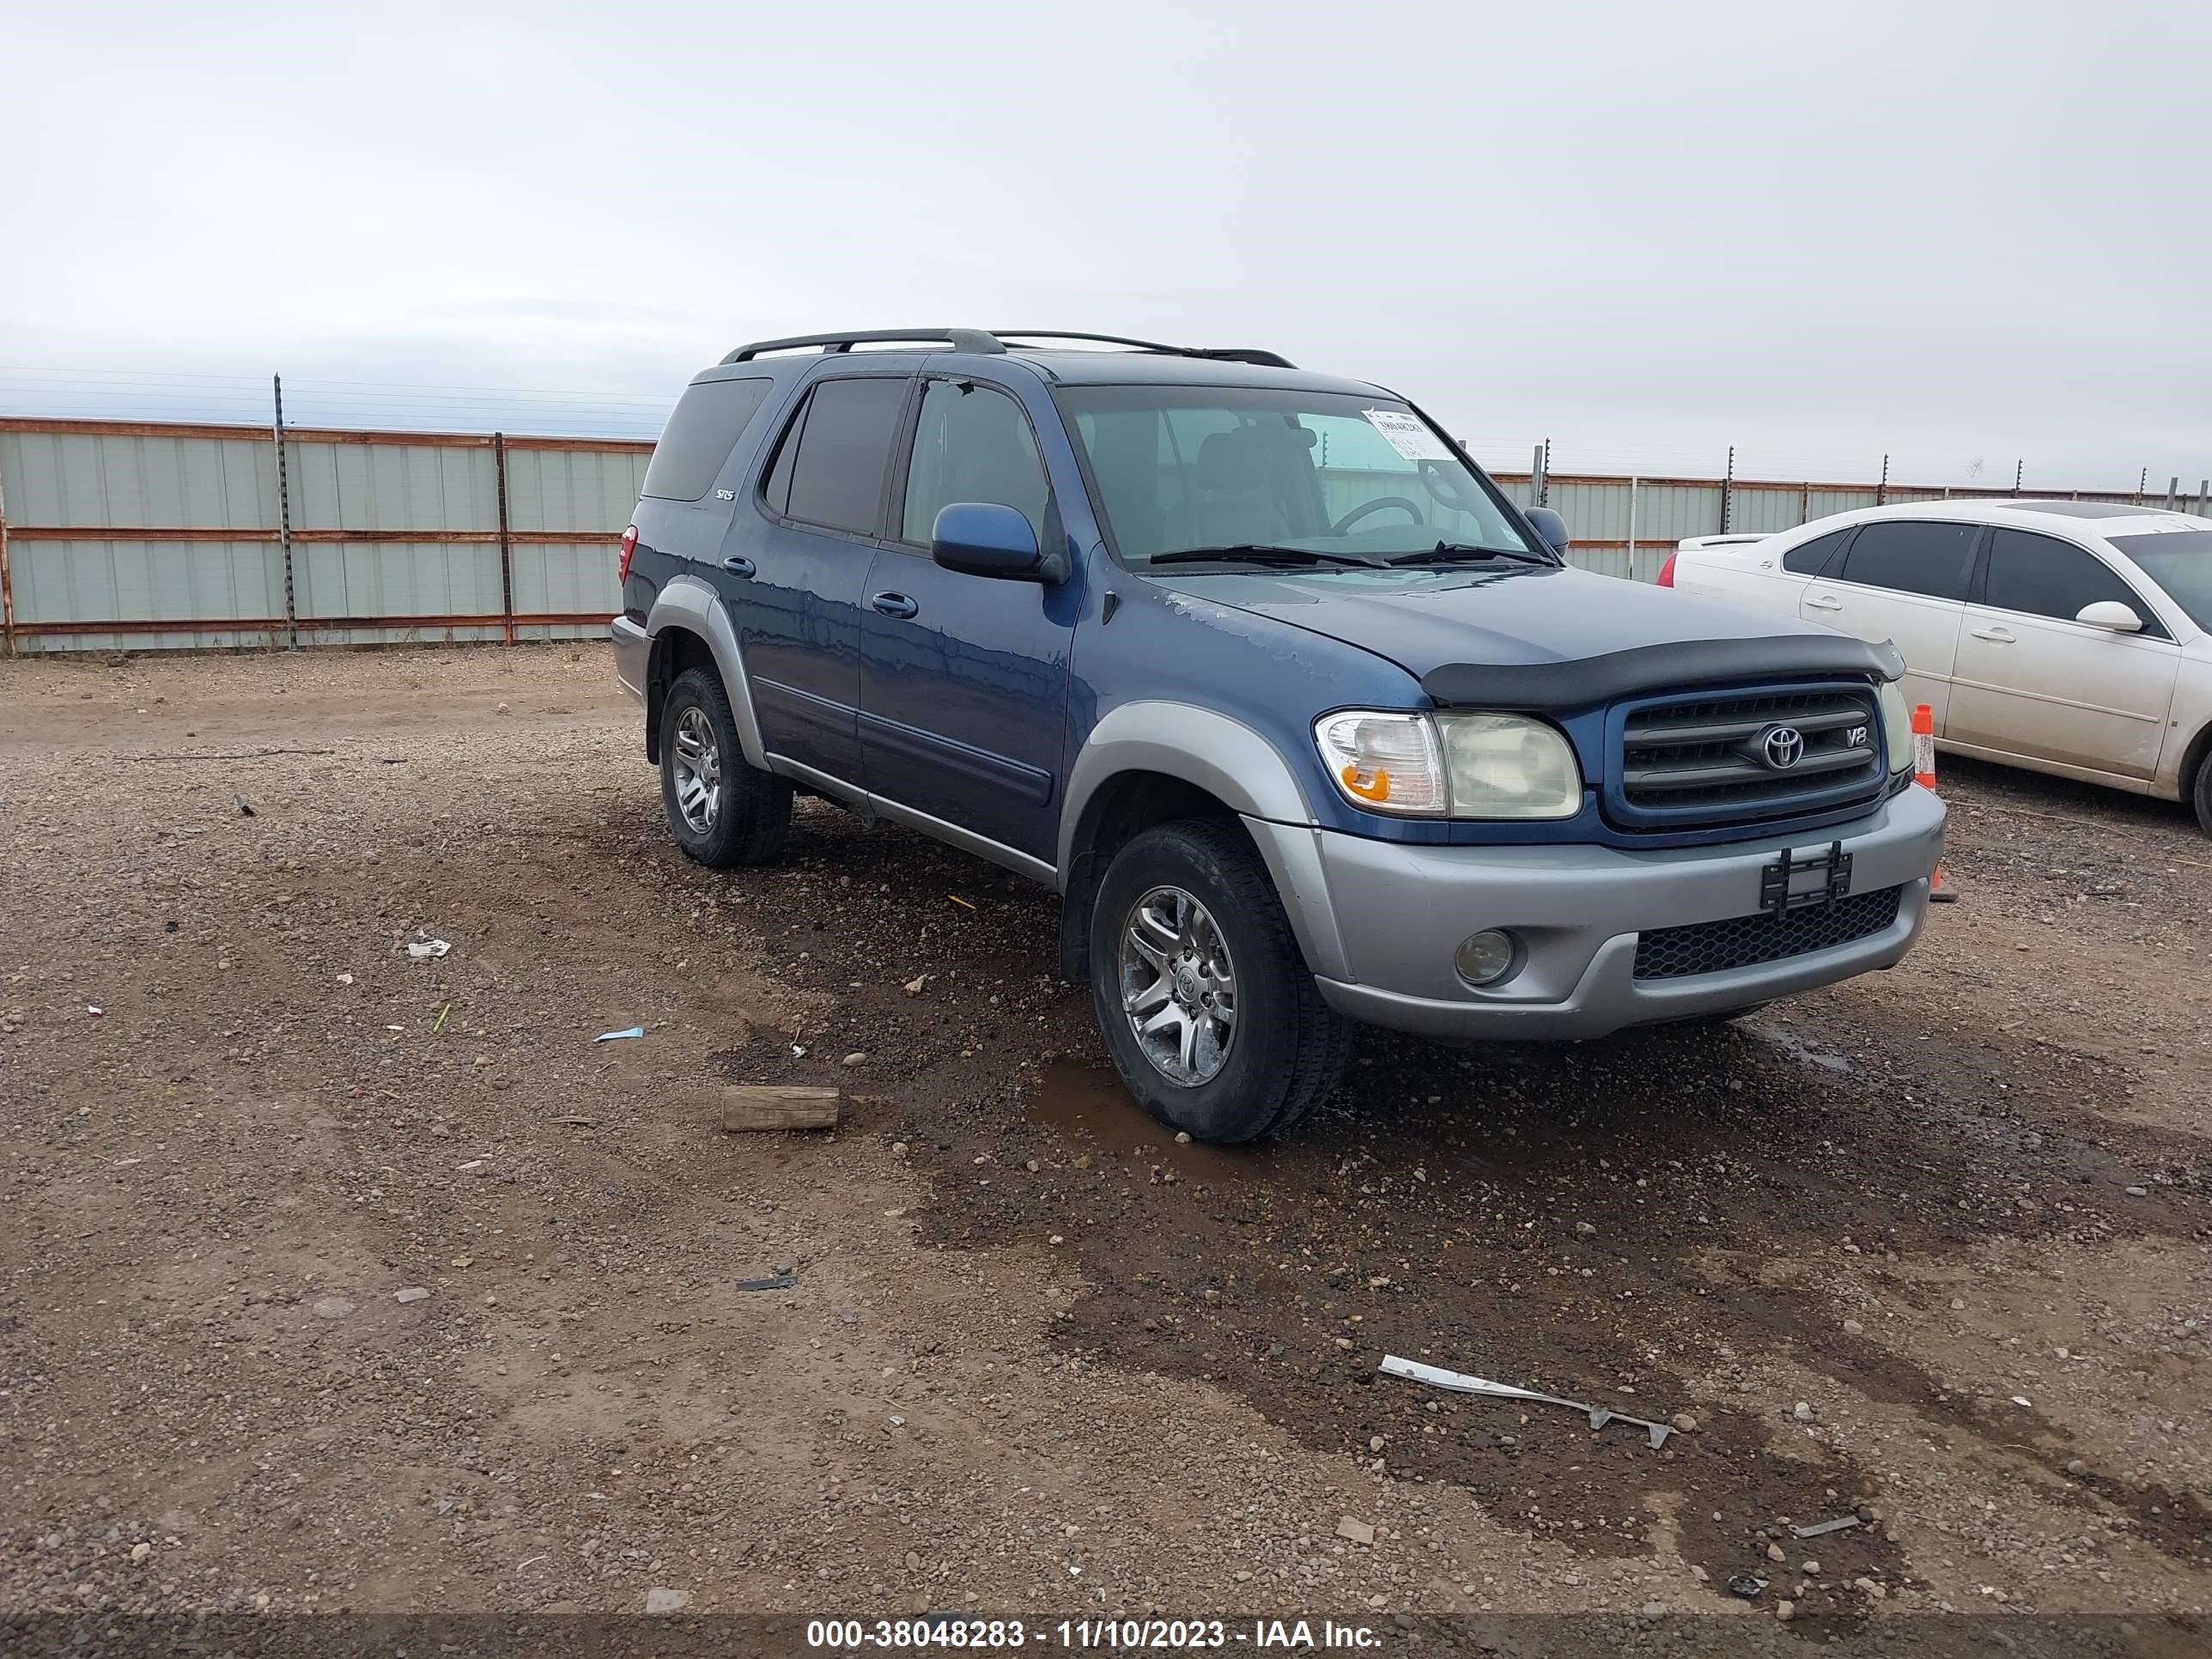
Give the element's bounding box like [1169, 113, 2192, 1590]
[870, 591, 919, 620]
[720, 556, 756, 579]
[1971, 625, 2015, 643]
[1805, 592, 1843, 611]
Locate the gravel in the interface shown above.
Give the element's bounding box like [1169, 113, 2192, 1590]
[1, 645, 2206, 1626]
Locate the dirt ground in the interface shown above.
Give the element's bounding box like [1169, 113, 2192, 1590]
[1, 646, 2206, 1644]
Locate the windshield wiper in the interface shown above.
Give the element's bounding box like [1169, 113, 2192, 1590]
[1387, 541, 1555, 568]
[1147, 544, 1392, 569]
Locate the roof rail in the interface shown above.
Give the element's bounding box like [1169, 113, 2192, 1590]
[722, 329, 1006, 364]
[994, 331, 1296, 369]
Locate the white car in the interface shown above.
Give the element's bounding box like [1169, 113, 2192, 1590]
[1663, 501, 2212, 832]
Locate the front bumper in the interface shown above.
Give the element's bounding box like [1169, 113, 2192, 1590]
[611, 614, 647, 703]
[1245, 784, 1944, 1041]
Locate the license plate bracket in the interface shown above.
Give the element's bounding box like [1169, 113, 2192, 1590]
[1759, 839, 1852, 920]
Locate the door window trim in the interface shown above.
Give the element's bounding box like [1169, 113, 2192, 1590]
[882, 371, 1057, 557]
[752, 370, 919, 545]
[1966, 527, 2173, 641]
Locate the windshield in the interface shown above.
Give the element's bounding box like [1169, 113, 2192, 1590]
[1058, 386, 1545, 568]
[2110, 528, 2212, 631]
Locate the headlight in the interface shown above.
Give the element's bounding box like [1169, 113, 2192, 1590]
[1878, 682, 1914, 774]
[1437, 713, 1583, 818]
[1316, 710, 1582, 819]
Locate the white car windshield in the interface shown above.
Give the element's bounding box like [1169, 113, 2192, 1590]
[2111, 529, 2212, 631]
[1059, 386, 1544, 568]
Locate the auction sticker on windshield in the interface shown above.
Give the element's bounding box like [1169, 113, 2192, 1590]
[1362, 408, 1453, 461]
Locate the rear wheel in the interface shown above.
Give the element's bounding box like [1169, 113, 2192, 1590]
[2194, 750, 2212, 837]
[659, 668, 792, 867]
[1089, 818, 1347, 1143]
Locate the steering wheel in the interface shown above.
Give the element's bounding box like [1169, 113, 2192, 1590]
[1332, 496, 1425, 534]
[1416, 459, 1480, 513]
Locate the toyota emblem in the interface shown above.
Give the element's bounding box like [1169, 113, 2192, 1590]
[1760, 725, 1807, 770]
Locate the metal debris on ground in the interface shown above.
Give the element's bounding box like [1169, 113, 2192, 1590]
[1727, 1574, 1766, 1600]
[235, 795, 256, 817]
[593, 1025, 645, 1043]
[1790, 1516, 1863, 1539]
[1378, 1353, 1675, 1449]
[406, 939, 452, 960]
[734, 1273, 798, 1292]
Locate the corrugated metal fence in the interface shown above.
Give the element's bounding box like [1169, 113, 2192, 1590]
[0, 415, 2197, 654]
[0, 418, 647, 653]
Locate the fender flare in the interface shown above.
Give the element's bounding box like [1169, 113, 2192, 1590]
[1058, 701, 1349, 981]
[644, 574, 766, 768]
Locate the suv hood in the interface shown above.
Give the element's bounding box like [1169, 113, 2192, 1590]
[1152, 562, 1904, 708]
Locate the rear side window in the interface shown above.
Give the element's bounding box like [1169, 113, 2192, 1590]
[1782, 529, 1850, 575]
[770, 377, 908, 535]
[641, 377, 774, 501]
[1837, 520, 1978, 601]
[1984, 528, 2165, 635]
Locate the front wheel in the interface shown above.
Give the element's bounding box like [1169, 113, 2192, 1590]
[2194, 750, 2212, 837]
[1088, 818, 1348, 1143]
[659, 668, 793, 868]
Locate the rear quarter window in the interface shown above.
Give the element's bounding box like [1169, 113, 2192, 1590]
[641, 377, 775, 501]
[1782, 528, 1850, 575]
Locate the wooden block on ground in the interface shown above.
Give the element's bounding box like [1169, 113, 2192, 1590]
[720, 1085, 841, 1132]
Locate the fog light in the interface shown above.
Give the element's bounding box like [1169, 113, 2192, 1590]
[1455, 928, 1517, 988]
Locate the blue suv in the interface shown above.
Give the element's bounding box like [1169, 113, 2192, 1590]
[613, 329, 1944, 1141]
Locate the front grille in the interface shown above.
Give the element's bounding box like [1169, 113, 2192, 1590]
[1613, 684, 1885, 830]
[1632, 884, 1905, 981]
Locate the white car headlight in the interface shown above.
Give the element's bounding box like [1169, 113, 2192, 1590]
[1878, 682, 1914, 775]
[1316, 710, 1582, 819]
[1437, 713, 1583, 818]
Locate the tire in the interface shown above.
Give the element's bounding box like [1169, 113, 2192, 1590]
[658, 667, 792, 868]
[2194, 750, 2212, 837]
[1088, 817, 1349, 1143]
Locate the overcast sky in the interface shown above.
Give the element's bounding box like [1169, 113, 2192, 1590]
[3, 1, 2206, 490]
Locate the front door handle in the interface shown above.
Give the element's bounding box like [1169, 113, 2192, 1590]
[1805, 592, 1843, 611]
[870, 592, 919, 620]
[720, 556, 756, 579]
[1971, 625, 2015, 643]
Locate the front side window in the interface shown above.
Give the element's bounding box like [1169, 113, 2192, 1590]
[1985, 528, 2164, 632]
[901, 380, 1049, 544]
[1837, 520, 1978, 601]
[1060, 386, 1540, 567]
[2108, 528, 2212, 630]
[770, 376, 908, 536]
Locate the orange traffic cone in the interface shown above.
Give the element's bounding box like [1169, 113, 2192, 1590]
[1915, 702, 1958, 903]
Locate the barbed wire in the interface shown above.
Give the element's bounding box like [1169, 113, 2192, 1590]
[0, 367, 2198, 494]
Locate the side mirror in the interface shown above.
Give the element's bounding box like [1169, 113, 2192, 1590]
[2075, 599, 2143, 632]
[1524, 506, 1571, 556]
[932, 502, 1049, 581]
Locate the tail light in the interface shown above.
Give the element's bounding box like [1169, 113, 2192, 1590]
[617, 524, 639, 584]
[1656, 550, 1678, 588]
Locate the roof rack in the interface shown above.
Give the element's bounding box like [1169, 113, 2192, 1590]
[722, 328, 1296, 370]
[723, 329, 1006, 363]
[994, 331, 1297, 369]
